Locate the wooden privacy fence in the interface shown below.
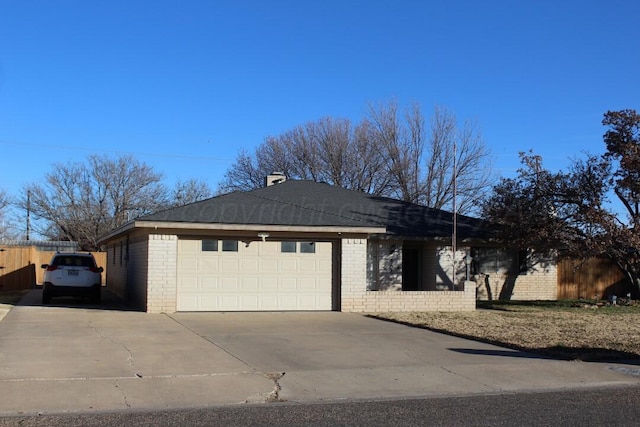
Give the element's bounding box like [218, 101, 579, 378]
[557, 257, 629, 300]
[0, 245, 106, 291]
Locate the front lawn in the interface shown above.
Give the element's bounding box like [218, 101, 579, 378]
[371, 300, 640, 361]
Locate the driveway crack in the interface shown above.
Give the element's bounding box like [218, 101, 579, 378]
[165, 314, 256, 372]
[264, 372, 286, 402]
[113, 379, 131, 409]
[88, 321, 136, 374]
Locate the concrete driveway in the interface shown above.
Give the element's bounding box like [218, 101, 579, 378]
[0, 289, 638, 415]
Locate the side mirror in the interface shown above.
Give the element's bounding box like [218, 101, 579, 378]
[41, 264, 48, 269]
[98, 267, 104, 273]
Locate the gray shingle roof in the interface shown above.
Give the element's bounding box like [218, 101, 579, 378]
[139, 180, 490, 239]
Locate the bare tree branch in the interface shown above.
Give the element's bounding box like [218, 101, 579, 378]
[220, 100, 493, 215]
[21, 155, 167, 250]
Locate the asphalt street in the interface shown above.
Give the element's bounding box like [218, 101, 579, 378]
[1, 386, 639, 426]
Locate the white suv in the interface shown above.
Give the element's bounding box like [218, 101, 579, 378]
[41, 253, 104, 304]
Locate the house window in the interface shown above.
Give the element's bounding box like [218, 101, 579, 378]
[471, 248, 520, 275]
[222, 240, 238, 252]
[281, 241, 316, 253]
[300, 242, 315, 253]
[281, 241, 296, 253]
[202, 240, 218, 252]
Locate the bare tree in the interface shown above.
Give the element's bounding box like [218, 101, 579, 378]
[170, 178, 214, 207]
[22, 154, 166, 250]
[0, 189, 13, 239]
[429, 107, 492, 213]
[366, 100, 422, 202]
[219, 116, 391, 195]
[217, 149, 266, 193]
[221, 100, 493, 215]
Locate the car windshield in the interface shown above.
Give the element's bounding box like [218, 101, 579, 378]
[52, 256, 95, 268]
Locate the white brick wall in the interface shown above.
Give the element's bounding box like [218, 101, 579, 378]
[367, 240, 402, 291]
[476, 263, 558, 301]
[146, 234, 178, 313]
[341, 238, 475, 312]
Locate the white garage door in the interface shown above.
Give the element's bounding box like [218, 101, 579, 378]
[177, 238, 333, 311]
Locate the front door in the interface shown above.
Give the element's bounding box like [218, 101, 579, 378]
[402, 246, 421, 291]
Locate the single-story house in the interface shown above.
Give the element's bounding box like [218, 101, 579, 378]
[99, 176, 557, 313]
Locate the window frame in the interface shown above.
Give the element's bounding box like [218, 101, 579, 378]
[201, 239, 219, 252]
[299, 241, 316, 253]
[280, 241, 297, 253]
[222, 240, 238, 252]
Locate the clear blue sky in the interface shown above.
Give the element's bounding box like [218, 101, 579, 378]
[1, 0, 638, 198]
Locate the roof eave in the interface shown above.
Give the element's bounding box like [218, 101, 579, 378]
[99, 220, 386, 243]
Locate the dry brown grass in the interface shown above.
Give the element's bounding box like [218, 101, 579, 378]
[372, 301, 640, 361]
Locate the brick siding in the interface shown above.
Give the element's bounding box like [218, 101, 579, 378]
[146, 234, 178, 313]
[475, 263, 558, 301]
[341, 238, 475, 312]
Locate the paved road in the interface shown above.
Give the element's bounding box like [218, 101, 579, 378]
[1, 386, 639, 426]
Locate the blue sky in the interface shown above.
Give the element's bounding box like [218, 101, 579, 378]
[1, 0, 639, 199]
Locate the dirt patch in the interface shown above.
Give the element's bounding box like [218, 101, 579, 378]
[372, 303, 640, 361]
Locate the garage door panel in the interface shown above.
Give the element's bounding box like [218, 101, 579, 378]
[318, 259, 331, 271]
[221, 258, 240, 271]
[220, 277, 239, 291]
[281, 277, 297, 290]
[177, 240, 332, 311]
[280, 259, 298, 272]
[299, 259, 317, 272]
[180, 277, 199, 290]
[260, 295, 278, 310]
[261, 277, 278, 291]
[261, 260, 279, 273]
[279, 295, 298, 310]
[299, 295, 322, 309]
[200, 258, 219, 271]
[240, 295, 259, 310]
[178, 295, 198, 311]
[201, 277, 218, 290]
[241, 258, 259, 272]
[241, 277, 258, 291]
[200, 294, 220, 311]
[299, 277, 317, 291]
[180, 257, 199, 271]
[220, 295, 240, 309]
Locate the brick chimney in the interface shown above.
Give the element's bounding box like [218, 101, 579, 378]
[265, 172, 286, 187]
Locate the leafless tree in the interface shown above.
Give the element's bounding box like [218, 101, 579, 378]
[366, 100, 422, 202]
[219, 116, 392, 195]
[0, 189, 13, 239]
[221, 100, 493, 215]
[0, 190, 8, 212]
[22, 155, 167, 250]
[170, 178, 214, 207]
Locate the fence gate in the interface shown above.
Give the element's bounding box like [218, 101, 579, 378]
[0, 246, 37, 291]
[557, 257, 628, 300]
